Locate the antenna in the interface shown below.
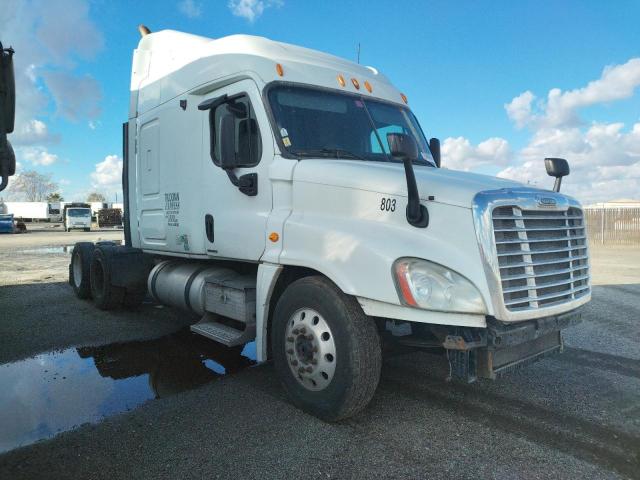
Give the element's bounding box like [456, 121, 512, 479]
[357, 43, 361, 64]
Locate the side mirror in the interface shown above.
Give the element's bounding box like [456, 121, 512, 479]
[387, 132, 418, 161]
[0, 138, 15, 191]
[387, 132, 429, 228]
[544, 157, 570, 192]
[1, 43, 15, 133]
[219, 114, 238, 170]
[429, 137, 441, 168]
[0, 43, 16, 192]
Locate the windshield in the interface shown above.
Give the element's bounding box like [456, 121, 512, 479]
[68, 208, 91, 217]
[267, 84, 434, 166]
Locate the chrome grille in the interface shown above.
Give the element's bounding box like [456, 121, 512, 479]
[492, 206, 590, 312]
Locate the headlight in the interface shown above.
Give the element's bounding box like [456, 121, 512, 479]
[393, 258, 486, 314]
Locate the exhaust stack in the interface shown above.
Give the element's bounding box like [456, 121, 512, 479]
[138, 24, 151, 37]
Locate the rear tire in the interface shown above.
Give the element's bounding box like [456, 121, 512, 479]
[90, 246, 125, 310]
[69, 242, 95, 299]
[272, 276, 381, 422]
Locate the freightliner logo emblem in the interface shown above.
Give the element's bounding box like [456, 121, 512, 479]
[536, 196, 557, 208]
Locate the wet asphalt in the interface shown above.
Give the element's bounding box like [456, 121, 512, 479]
[0, 234, 638, 479]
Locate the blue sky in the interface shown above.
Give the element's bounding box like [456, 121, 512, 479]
[2, 0, 639, 203]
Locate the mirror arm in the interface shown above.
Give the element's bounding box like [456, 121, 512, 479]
[402, 157, 429, 228]
[553, 177, 562, 192]
[225, 169, 258, 196]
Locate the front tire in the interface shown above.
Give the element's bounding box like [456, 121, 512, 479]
[272, 276, 381, 422]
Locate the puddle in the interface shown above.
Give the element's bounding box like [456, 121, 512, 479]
[0, 329, 256, 453]
[17, 246, 75, 254]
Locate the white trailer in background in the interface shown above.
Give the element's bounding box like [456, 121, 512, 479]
[89, 202, 108, 218]
[69, 26, 591, 421]
[4, 201, 51, 221]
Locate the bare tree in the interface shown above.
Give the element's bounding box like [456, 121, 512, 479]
[47, 192, 64, 202]
[87, 192, 106, 202]
[9, 170, 58, 201]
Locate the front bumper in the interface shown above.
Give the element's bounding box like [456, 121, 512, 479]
[447, 307, 583, 382]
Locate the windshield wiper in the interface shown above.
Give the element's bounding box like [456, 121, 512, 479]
[293, 148, 365, 161]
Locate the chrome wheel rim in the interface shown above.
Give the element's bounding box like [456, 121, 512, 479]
[285, 308, 336, 391]
[72, 252, 82, 288]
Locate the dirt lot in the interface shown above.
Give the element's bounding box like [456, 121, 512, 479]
[0, 229, 638, 479]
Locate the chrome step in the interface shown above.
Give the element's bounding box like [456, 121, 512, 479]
[190, 313, 256, 347]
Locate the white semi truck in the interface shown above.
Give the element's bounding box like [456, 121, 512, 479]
[63, 202, 92, 232]
[69, 27, 590, 421]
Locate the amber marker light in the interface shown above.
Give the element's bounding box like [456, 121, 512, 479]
[400, 93, 408, 104]
[394, 262, 418, 307]
[269, 232, 280, 242]
[351, 78, 360, 89]
[337, 74, 346, 87]
[276, 63, 284, 76]
[364, 80, 373, 93]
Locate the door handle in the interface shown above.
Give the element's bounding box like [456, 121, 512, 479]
[205, 214, 214, 242]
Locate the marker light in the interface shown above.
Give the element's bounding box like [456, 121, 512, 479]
[276, 63, 284, 77]
[400, 93, 408, 104]
[351, 78, 360, 90]
[337, 74, 346, 87]
[393, 258, 486, 314]
[269, 232, 279, 242]
[364, 80, 373, 93]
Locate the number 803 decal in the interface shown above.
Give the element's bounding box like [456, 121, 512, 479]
[380, 197, 396, 212]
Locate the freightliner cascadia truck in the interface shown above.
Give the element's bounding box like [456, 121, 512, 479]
[69, 26, 591, 421]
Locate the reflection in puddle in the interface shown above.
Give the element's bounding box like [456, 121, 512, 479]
[0, 329, 255, 453]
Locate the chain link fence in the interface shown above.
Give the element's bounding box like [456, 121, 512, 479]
[585, 208, 640, 245]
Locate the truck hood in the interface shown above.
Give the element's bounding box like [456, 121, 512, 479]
[293, 160, 528, 208]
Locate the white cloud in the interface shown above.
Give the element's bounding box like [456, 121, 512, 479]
[11, 119, 59, 146]
[90, 154, 123, 195]
[504, 91, 535, 129]
[20, 147, 59, 166]
[505, 58, 640, 129]
[444, 57, 640, 204]
[178, 0, 202, 18]
[442, 136, 512, 171]
[0, 0, 103, 160]
[497, 122, 640, 203]
[228, 0, 283, 23]
[42, 71, 102, 121]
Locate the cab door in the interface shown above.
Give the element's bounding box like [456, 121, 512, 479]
[199, 79, 274, 261]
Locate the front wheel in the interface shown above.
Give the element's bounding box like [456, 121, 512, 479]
[272, 276, 381, 421]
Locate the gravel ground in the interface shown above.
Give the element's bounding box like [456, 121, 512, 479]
[0, 231, 638, 479]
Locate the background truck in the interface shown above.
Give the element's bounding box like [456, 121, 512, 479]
[4, 201, 52, 222]
[63, 203, 92, 232]
[69, 26, 590, 421]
